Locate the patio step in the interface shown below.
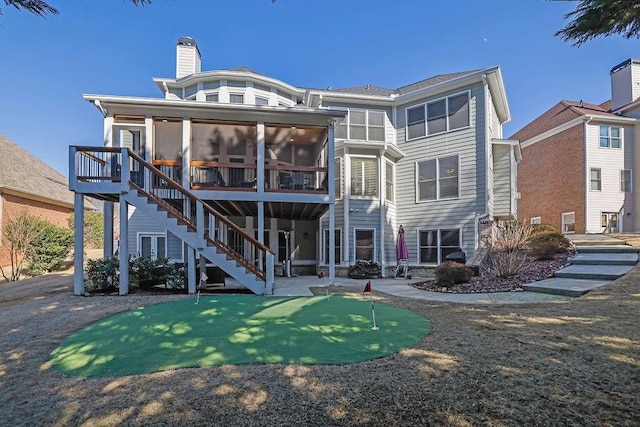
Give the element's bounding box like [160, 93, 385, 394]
[522, 277, 611, 297]
[571, 252, 638, 266]
[553, 264, 635, 280]
[574, 245, 639, 254]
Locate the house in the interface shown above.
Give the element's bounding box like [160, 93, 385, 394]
[69, 37, 519, 296]
[511, 58, 640, 234]
[0, 134, 84, 267]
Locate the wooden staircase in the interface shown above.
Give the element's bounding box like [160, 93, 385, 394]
[70, 146, 275, 295]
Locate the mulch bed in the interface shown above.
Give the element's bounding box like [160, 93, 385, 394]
[411, 248, 576, 293]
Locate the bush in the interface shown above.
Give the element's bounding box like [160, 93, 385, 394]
[435, 261, 473, 287]
[492, 221, 532, 251]
[68, 211, 104, 249]
[528, 232, 570, 253]
[85, 257, 120, 292]
[483, 249, 530, 278]
[26, 221, 74, 275]
[529, 223, 560, 239]
[531, 242, 559, 261]
[85, 256, 185, 292]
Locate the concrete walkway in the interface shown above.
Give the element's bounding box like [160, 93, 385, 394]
[252, 233, 637, 304]
[523, 233, 637, 297]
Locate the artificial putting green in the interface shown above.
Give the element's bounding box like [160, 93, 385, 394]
[50, 295, 431, 377]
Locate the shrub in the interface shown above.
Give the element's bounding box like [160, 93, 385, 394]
[68, 211, 104, 249]
[529, 223, 560, 239]
[84, 256, 185, 292]
[528, 232, 570, 253]
[483, 249, 530, 278]
[491, 221, 532, 251]
[531, 242, 559, 261]
[435, 261, 473, 287]
[85, 257, 120, 292]
[26, 221, 74, 275]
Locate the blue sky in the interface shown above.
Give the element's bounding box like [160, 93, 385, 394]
[0, 0, 638, 176]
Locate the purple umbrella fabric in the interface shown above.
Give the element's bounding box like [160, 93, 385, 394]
[397, 225, 408, 260]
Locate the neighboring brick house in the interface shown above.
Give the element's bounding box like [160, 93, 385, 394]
[0, 134, 88, 266]
[511, 58, 640, 234]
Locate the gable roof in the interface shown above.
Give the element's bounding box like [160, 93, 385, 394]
[0, 134, 76, 208]
[509, 100, 621, 143]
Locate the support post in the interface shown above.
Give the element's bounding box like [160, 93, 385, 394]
[73, 193, 85, 296]
[103, 202, 114, 258]
[118, 197, 129, 295]
[187, 246, 196, 294]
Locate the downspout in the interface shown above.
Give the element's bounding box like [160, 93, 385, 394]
[584, 116, 593, 233]
[476, 74, 491, 250]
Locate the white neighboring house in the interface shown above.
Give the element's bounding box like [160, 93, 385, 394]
[513, 58, 640, 234]
[69, 37, 520, 295]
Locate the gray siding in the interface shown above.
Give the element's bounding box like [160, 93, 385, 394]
[395, 83, 487, 262]
[492, 145, 512, 217]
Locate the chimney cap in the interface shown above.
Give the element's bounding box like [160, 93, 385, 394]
[177, 36, 197, 46]
[610, 58, 640, 75]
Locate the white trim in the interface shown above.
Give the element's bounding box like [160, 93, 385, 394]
[415, 154, 460, 203]
[405, 90, 471, 141]
[417, 228, 462, 265]
[530, 217, 542, 225]
[521, 115, 637, 149]
[136, 232, 168, 259]
[348, 155, 380, 200]
[561, 212, 576, 234]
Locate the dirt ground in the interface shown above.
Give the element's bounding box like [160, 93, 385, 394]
[1, 240, 639, 426]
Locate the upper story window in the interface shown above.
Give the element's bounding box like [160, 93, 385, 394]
[206, 93, 219, 102]
[385, 161, 395, 203]
[416, 155, 459, 201]
[350, 157, 378, 198]
[230, 94, 244, 104]
[336, 109, 386, 141]
[600, 126, 621, 148]
[406, 91, 470, 140]
[621, 169, 632, 192]
[590, 168, 602, 191]
[255, 96, 269, 106]
[185, 84, 197, 100]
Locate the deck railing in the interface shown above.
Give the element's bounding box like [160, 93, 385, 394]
[71, 146, 274, 282]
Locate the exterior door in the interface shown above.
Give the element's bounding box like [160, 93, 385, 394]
[601, 213, 619, 233]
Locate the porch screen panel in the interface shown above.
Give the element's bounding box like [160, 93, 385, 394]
[154, 119, 183, 161]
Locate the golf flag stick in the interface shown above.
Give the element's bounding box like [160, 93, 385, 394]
[195, 271, 208, 304]
[363, 281, 378, 330]
[318, 271, 329, 297]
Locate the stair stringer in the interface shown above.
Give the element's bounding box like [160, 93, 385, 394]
[122, 190, 268, 295]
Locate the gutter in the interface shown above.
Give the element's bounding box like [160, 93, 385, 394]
[476, 74, 491, 250]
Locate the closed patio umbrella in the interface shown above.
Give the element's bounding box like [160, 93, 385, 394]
[396, 225, 409, 278]
[397, 225, 408, 260]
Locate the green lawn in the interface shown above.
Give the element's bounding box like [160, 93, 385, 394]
[51, 295, 431, 377]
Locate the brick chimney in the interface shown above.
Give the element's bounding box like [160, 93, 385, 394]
[610, 58, 640, 111]
[176, 37, 201, 79]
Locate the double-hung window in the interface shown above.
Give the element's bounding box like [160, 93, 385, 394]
[229, 93, 244, 104]
[417, 155, 459, 201]
[600, 126, 621, 148]
[385, 161, 395, 202]
[621, 169, 632, 192]
[406, 92, 470, 139]
[336, 109, 386, 141]
[418, 229, 461, 264]
[590, 168, 602, 191]
[351, 157, 378, 197]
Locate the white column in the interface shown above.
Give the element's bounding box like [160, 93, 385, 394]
[327, 121, 336, 283]
[118, 197, 129, 295]
[379, 152, 386, 277]
[187, 246, 197, 294]
[257, 122, 265, 193]
[182, 118, 191, 188]
[258, 201, 264, 270]
[73, 192, 85, 296]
